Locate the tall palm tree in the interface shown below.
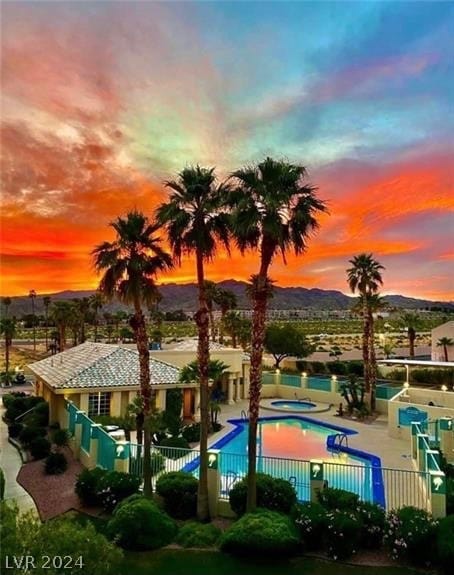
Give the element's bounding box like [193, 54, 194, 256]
[50, 301, 73, 352]
[222, 311, 242, 348]
[2, 297, 12, 318]
[204, 281, 219, 342]
[92, 211, 172, 497]
[29, 289, 37, 352]
[347, 254, 384, 410]
[73, 297, 90, 343]
[156, 165, 230, 521]
[43, 296, 51, 350]
[89, 292, 105, 342]
[214, 288, 237, 344]
[437, 337, 453, 362]
[399, 312, 420, 358]
[228, 157, 326, 511]
[1, 318, 16, 385]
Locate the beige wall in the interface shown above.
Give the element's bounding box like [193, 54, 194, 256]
[431, 321, 454, 361]
[149, 348, 243, 375]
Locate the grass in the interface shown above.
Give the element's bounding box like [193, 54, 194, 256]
[120, 549, 426, 575]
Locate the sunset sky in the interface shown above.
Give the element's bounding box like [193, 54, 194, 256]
[1, 1, 453, 300]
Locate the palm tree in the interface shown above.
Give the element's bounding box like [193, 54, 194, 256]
[204, 281, 219, 342]
[68, 303, 81, 346]
[365, 293, 387, 408]
[73, 297, 90, 343]
[89, 292, 105, 342]
[2, 297, 12, 318]
[43, 296, 51, 350]
[29, 289, 37, 352]
[399, 312, 420, 358]
[437, 337, 453, 362]
[1, 318, 16, 385]
[50, 301, 73, 351]
[214, 288, 237, 344]
[347, 254, 384, 410]
[104, 312, 114, 343]
[228, 156, 326, 511]
[92, 211, 172, 497]
[113, 310, 128, 343]
[222, 311, 243, 348]
[156, 165, 230, 521]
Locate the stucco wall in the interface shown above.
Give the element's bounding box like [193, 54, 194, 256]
[431, 321, 454, 361]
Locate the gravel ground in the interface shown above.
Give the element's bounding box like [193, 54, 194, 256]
[16, 447, 84, 520]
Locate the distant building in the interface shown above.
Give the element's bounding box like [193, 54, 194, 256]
[431, 321, 454, 361]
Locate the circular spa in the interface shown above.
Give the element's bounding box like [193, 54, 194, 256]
[271, 400, 317, 411]
[260, 398, 332, 413]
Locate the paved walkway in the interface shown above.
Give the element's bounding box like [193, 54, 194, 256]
[0, 405, 37, 513]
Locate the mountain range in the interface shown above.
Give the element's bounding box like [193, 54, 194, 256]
[4, 280, 453, 316]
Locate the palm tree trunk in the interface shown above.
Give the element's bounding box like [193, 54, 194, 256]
[45, 309, 49, 351]
[362, 300, 371, 406]
[59, 325, 66, 352]
[409, 329, 415, 358]
[133, 304, 153, 498]
[368, 310, 377, 412]
[443, 344, 448, 362]
[208, 305, 216, 342]
[195, 251, 210, 521]
[5, 337, 10, 381]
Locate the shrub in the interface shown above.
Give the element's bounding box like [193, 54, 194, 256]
[98, 471, 141, 512]
[220, 509, 298, 557]
[385, 506, 438, 566]
[317, 487, 360, 511]
[107, 497, 177, 550]
[356, 501, 386, 549]
[18, 426, 47, 447]
[29, 437, 51, 460]
[176, 521, 221, 548]
[150, 451, 165, 476]
[229, 473, 297, 517]
[327, 362, 348, 376]
[5, 396, 46, 424]
[347, 361, 364, 377]
[310, 361, 327, 374]
[45, 452, 68, 475]
[2, 392, 28, 409]
[181, 423, 201, 443]
[24, 401, 49, 427]
[0, 468, 5, 500]
[436, 515, 454, 573]
[325, 510, 362, 560]
[8, 422, 24, 439]
[291, 502, 328, 551]
[159, 436, 191, 459]
[52, 428, 69, 448]
[75, 467, 108, 506]
[446, 477, 454, 515]
[156, 471, 198, 519]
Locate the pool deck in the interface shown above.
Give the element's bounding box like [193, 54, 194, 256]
[214, 398, 415, 472]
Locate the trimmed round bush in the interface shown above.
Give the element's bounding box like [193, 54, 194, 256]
[181, 423, 201, 443]
[156, 471, 198, 519]
[8, 422, 24, 439]
[326, 510, 362, 560]
[18, 426, 47, 447]
[29, 437, 51, 460]
[98, 471, 141, 512]
[52, 428, 69, 448]
[385, 506, 438, 566]
[291, 502, 328, 551]
[25, 401, 49, 427]
[45, 452, 68, 475]
[317, 487, 360, 511]
[356, 501, 386, 549]
[436, 515, 454, 574]
[159, 437, 191, 459]
[220, 509, 299, 557]
[107, 496, 177, 550]
[75, 467, 108, 506]
[229, 473, 297, 517]
[176, 521, 221, 548]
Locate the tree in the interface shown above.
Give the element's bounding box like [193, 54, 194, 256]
[214, 288, 237, 344]
[103, 312, 114, 343]
[347, 254, 384, 411]
[89, 292, 105, 342]
[222, 311, 243, 348]
[43, 296, 51, 351]
[228, 156, 326, 511]
[437, 337, 453, 362]
[2, 297, 12, 318]
[73, 297, 90, 343]
[92, 210, 172, 497]
[29, 289, 37, 352]
[399, 312, 421, 358]
[1, 318, 16, 384]
[113, 310, 128, 342]
[156, 165, 230, 521]
[50, 301, 73, 351]
[204, 280, 219, 342]
[264, 323, 313, 369]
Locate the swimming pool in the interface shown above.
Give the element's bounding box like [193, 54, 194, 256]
[270, 400, 317, 410]
[183, 415, 384, 506]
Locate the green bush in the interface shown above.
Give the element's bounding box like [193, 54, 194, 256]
[291, 502, 328, 551]
[436, 515, 454, 573]
[310, 361, 327, 374]
[156, 471, 198, 519]
[347, 361, 364, 377]
[229, 473, 297, 517]
[317, 487, 360, 511]
[0, 468, 5, 501]
[2, 392, 28, 409]
[98, 471, 141, 512]
[75, 467, 108, 506]
[7, 422, 24, 439]
[52, 429, 69, 448]
[220, 509, 298, 557]
[4, 395, 44, 423]
[45, 452, 68, 475]
[150, 451, 165, 476]
[24, 401, 49, 427]
[159, 436, 191, 459]
[181, 423, 201, 443]
[325, 510, 362, 560]
[356, 501, 386, 549]
[385, 506, 438, 566]
[29, 437, 51, 460]
[18, 426, 47, 447]
[107, 497, 177, 550]
[446, 477, 454, 515]
[327, 362, 348, 376]
[176, 521, 221, 548]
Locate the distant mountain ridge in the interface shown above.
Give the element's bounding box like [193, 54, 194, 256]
[4, 279, 453, 316]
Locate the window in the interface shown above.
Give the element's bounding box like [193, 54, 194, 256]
[88, 392, 111, 417]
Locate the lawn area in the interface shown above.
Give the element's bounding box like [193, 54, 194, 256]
[120, 549, 426, 575]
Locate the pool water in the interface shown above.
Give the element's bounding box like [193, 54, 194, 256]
[271, 400, 316, 410]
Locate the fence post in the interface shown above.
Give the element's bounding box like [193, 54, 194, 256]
[274, 369, 281, 389]
[429, 470, 446, 519]
[439, 417, 454, 463]
[411, 422, 420, 460]
[301, 372, 308, 389]
[114, 441, 130, 473]
[74, 410, 85, 457]
[207, 449, 220, 518]
[417, 434, 429, 472]
[330, 375, 337, 394]
[89, 423, 103, 469]
[310, 460, 325, 503]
